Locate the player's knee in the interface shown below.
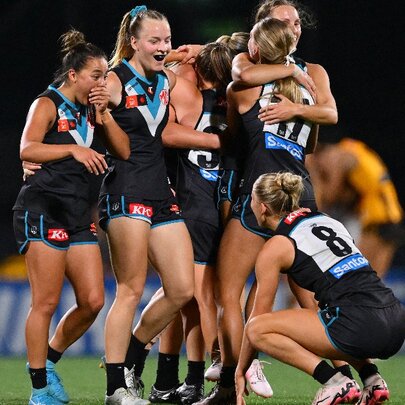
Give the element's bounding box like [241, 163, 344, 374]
[217, 285, 242, 308]
[178, 288, 195, 308]
[168, 285, 194, 309]
[32, 299, 59, 318]
[82, 294, 104, 316]
[194, 287, 215, 309]
[116, 283, 145, 307]
[246, 315, 267, 348]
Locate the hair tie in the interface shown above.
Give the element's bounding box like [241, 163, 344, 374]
[284, 47, 297, 66]
[284, 55, 295, 66]
[130, 5, 147, 19]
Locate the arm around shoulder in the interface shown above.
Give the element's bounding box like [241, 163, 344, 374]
[232, 52, 297, 86]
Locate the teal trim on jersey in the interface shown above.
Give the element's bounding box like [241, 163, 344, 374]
[317, 308, 343, 353]
[194, 260, 216, 266]
[151, 219, 184, 229]
[19, 211, 30, 254]
[228, 170, 235, 199]
[122, 59, 154, 85]
[106, 195, 111, 218]
[70, 241, 99, 246]
[122, 59, 166, 119]
[48, 86, 91, 144]
[48, 85, 81, 111]
[240, 196, 271, 238]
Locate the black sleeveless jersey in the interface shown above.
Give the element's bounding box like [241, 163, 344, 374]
[13, 86, 97, 226]
[176, 89, 225, 224]
[239, 79, 315, 202]
[14, 87, 96, 198]
[276, 210, 398, 309]
[100, 59, 172, 200]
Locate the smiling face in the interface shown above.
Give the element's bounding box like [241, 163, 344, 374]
[130, 18, 172, 76]
[69, 57, 108, 105]
[270, 5, 301, 49]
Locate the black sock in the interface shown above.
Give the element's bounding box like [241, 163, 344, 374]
[359, 363, 379, 385]
[313, 360, 339, 384]
[219, 366, 236, 388]
[185, 361, 205, 386]
[106, 363, 126, 396]
[134, 348, 150, 378]
[154, 352, 180, 390]
[47, 345, 62, 365]
[125, 335, 146, 371]
[29, 367, 47, 389]
[335, 364, 354, 380]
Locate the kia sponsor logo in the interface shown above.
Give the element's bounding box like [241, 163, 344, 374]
[48, 228, 69, 241]
[284, 208, 311, 224]
[129, 203, 153, 218]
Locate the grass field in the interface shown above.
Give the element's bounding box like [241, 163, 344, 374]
[1, 355, 404, 404]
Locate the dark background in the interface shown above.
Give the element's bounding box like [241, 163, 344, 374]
[1, 0, 404, 261]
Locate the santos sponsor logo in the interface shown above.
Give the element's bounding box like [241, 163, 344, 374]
[264, 133, 304, 161]
[129, 203, 153, 218]
[328, 253, 369, 279]
[200, 169, 218, 182]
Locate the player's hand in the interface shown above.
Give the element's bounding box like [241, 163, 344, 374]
[235, 371, 248, 405]
[22, 161, 42, 181]
[175, 44, 202, 64]
[258, 93, 297, 124]
[71, 145, 108, 175]
[89, 84, 110, 114]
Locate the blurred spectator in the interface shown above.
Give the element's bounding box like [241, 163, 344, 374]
[307, 137, 405, 278]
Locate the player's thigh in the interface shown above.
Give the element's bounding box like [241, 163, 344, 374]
[66, 243, 104, 306]
[25, 242, 66, 306]
[249, 309, 340, 358]
[217, 219, 264, 301]
[106, 216, 150, 285]
[149, 221, 194, 295]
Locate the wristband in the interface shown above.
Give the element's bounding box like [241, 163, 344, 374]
[292, 65, 301, 78]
